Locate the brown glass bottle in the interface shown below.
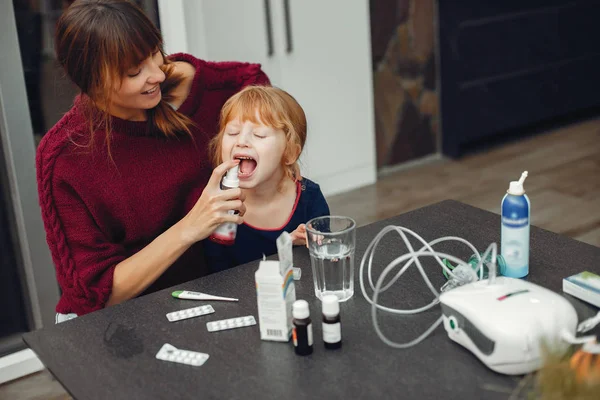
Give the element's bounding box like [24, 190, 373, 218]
[292, 300, 313, 356]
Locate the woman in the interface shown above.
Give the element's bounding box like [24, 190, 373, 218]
[37, 0, 269, 320]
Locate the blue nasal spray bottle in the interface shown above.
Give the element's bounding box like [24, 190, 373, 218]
[501, 171, 530, 278]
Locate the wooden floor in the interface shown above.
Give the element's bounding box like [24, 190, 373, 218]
[1, 118, 599, 399]
[329, 117, 600, 247]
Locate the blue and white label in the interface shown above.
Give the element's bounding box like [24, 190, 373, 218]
[501, 214, 529, 228]
[501, 194, 530, 278]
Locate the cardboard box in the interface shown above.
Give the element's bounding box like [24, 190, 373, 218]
[563, 271, 600, 308]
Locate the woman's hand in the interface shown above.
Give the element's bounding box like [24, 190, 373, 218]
[178, 160, 246, 245]
[108, 160, 244, 306]
[290, 223, 308, 247]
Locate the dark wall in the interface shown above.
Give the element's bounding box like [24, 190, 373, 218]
[439, 0, 600, 157]
[370, 0, 439, 168]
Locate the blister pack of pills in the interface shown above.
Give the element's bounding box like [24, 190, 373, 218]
[206, 315, 256, 332]
[156, 343, 209, 366]
[166, 304, 215, 322]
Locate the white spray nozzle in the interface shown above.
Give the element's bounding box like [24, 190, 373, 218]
[222, 165, 239, 188]
[507, 170, 528, 195]
[518, 171, 528, 185]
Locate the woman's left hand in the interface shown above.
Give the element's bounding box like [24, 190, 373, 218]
[290, 224, 307, 247]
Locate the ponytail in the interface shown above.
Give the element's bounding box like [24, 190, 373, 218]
[146, 61, 194, 137]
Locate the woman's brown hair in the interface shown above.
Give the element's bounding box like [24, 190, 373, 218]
[209, 85, 307, 186]
[55, 0, 193, 152]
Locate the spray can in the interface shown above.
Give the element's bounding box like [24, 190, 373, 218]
[501, 171, 531, 278]
[209, 165, 239, 246]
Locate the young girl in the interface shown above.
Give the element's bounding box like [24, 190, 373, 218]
[205, 86, 330, 271]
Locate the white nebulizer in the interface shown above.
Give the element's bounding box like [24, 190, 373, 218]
[359, 226, 600, 375]
[209, 165, 239, 246]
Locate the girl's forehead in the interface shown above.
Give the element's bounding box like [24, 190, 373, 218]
[226, 115, 269, 127]
[226, 103, 278, 124]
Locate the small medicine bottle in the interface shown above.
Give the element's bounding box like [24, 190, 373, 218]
[322, 295, 342, 349]
[292, 300, 313, 356]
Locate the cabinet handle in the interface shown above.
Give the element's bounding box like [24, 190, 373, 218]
[283, 0, 293, 53]
[264, 0, 274, 57]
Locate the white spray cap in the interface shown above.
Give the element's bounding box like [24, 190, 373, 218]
[222, 165, 239, 188]
[293, 300, 310, 319]
[507, 171, 528, 195]
[322, 295, 340, 317]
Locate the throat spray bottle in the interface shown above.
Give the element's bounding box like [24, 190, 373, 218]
[209, 165, 239, 246]
[501, 171, 531, 278]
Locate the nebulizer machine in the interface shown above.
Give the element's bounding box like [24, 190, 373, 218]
[359, 225, 600, 375]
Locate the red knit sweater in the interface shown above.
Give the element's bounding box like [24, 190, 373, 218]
[36, 53, 269, 316]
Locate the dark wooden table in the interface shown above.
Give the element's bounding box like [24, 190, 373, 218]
[23, 200, 600, 399]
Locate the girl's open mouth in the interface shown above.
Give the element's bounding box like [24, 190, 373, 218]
[235, 155, 257, 178]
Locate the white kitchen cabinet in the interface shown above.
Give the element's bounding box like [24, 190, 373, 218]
[159, 0, 376, 196]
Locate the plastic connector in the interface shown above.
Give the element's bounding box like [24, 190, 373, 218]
[293, 267, 301, 280]
[577, 311, 600, 333]
[560, 329, 596, 345]
[441, 264, 478, 292]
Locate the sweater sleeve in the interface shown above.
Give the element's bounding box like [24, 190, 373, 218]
[37, 144, 127, 315]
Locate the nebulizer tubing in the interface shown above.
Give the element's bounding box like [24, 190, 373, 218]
[364, 227, 485, 295]
[359, 226, 489, 312]
[359, 226, 498, 348]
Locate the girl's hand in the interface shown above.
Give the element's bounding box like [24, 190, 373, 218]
[290, 223, 308, 247]
[178, 160, 245, 245]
